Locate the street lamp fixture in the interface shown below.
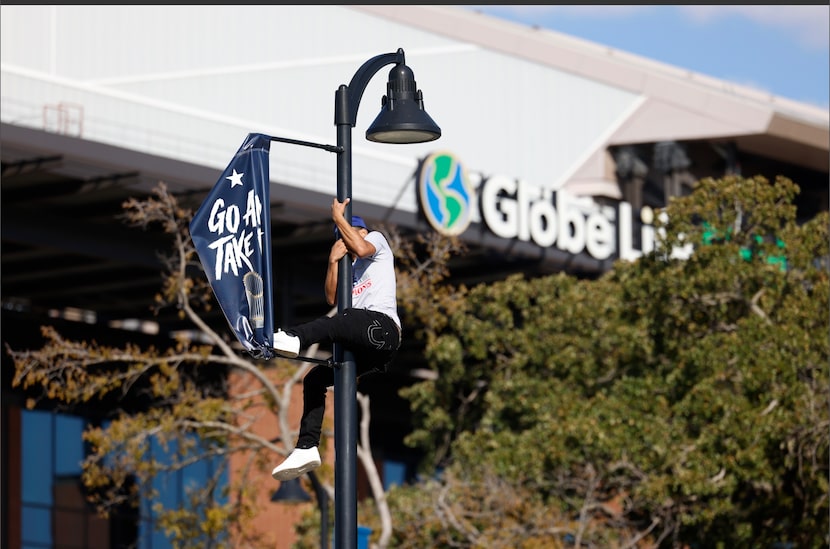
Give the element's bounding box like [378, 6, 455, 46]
[333, 48, 440, 549]
[366, 63, 441, 144]
[270, 477, 311, 503]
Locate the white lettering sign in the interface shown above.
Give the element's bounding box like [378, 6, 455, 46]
[205, 190, 265, 281]
[478, 176, 692, 262]
[480, 177, 616, 260]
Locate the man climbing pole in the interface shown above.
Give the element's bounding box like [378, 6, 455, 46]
[271, 197, 402, 480]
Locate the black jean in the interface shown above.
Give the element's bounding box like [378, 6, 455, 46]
[287, 308, 401, 449]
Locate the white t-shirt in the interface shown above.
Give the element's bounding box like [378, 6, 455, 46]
[351, 231, 401, 330]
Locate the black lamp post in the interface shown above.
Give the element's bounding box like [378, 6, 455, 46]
[333, 48, 440, 549]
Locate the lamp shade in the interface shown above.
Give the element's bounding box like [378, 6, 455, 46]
[366, 64, 441, 144]
[271, 477, 311, 503]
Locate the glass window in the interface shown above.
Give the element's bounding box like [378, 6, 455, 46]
[21, 410, 53, 506]
[21, 506, 51, 547]
[21, 410, 54, 548]
[383, 459, 407, 490]
[55, 414, 85, 476]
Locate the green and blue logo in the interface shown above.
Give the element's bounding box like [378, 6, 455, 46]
[417, 151, 473, 236]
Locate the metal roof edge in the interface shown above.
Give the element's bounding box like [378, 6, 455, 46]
[348, 5, 829, 131]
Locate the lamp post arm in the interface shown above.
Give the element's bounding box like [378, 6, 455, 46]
[269, 135, 341, 153]
[334, 49, 404, 127]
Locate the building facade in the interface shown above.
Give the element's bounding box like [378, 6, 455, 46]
[2, 6, 827, 548]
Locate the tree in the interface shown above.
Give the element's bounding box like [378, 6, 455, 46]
[290, 223, 468, 549]
[7, 182, 398, 548]
[359, 175, 829, 548]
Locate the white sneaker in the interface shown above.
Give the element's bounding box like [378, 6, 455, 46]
[273, 330, 300, 358]
[271, 447, 321, 481]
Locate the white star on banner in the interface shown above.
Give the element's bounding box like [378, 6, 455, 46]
[226, 169, 244, 187]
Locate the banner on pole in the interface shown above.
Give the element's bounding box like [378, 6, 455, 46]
[189, 133, 274, 358]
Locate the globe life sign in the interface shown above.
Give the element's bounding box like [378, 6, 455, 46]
[417, 151, 692, 263]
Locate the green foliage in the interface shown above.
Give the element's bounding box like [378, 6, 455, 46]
[380, 175, 829, 547]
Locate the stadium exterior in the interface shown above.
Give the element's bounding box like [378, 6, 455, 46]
[2, 6, 827, 548]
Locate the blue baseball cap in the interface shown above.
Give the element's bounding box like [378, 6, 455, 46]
[334, 215, 368, 238]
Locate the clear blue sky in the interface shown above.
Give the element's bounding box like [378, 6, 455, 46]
[463, 5, 829, 109]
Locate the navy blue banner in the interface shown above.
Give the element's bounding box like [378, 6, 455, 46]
[190, 133, 274, 358]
